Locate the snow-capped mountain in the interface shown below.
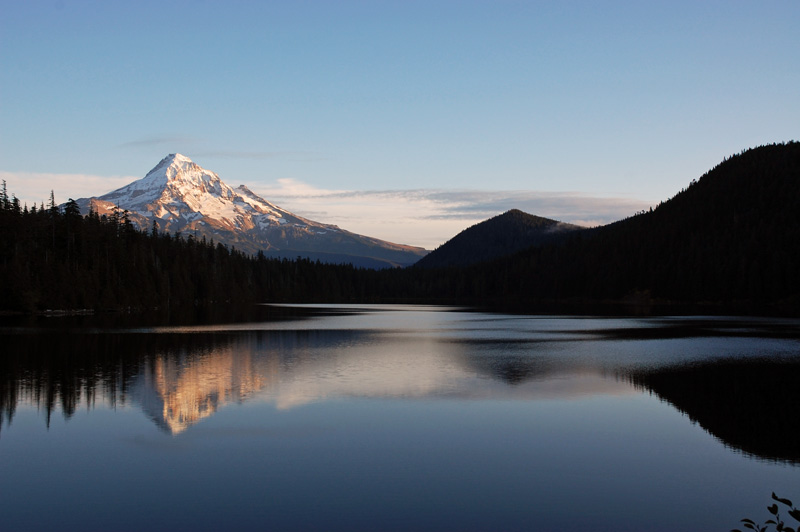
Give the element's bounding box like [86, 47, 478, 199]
[74, 154, 427, 267]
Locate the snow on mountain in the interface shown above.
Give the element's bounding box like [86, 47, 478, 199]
[99, 153, 300, 229]
[74, 154, 427, 268]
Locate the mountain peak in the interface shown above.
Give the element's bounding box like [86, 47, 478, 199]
[168, 152, 191, 162]
[73, 153, 428, 267]
[147, 153, 203, 181]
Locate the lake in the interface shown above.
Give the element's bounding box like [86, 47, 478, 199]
[1, 304, 799, 531]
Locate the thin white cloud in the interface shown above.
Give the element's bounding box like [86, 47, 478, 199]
[119, 139, 326, 162]
[196, 151, 327, 162]
[118, 136, 199, 149]
[1, 170, 653, 250]
[0, 171, 136, 208]
[252, 179, 653, 249]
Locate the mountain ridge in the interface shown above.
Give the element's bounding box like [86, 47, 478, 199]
[74, 154, 427, 268]
[415, 209, 584, 269]
[411, 141, 800, 310]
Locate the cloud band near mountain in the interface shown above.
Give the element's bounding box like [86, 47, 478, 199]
[1, 171, 651, 250]
[256, 179, 653, 249]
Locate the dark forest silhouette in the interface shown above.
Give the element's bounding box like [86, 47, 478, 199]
[627, 358, 800, 464]
[414, 209, 583, 269]
[405, 141, 800, 313]
[1, 141, 799, 314]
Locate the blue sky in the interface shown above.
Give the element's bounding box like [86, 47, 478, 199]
[1, 0, 798, 248]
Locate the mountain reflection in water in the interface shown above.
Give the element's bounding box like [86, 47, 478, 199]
[1, 309, 799, 465]
[131, 342, 268, 434]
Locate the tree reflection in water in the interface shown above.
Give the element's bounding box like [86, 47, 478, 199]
[0, 331, 237, 433]
[626, 358, 800, 464]
[2, 322, 800, 465]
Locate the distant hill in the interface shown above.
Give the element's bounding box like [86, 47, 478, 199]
[547, 141, 800, 306]
[408, 142, 800, 312]
[415, 209, 583, 269]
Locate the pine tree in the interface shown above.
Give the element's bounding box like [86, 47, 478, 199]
[48, 190, 59, 217]
[0, 180, 8, 211]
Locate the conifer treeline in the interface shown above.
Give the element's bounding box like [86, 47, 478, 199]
[0, 188, 388, 311]
[2, 142, 799, 314]
[424, 141, 800, 311]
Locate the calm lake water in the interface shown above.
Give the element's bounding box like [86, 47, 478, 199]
[1, 304, 799, 532]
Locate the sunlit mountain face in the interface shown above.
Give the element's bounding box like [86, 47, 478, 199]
[73, 154, 427, 267]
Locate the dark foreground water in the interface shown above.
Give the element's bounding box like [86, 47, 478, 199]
[1, 305, 799, 531]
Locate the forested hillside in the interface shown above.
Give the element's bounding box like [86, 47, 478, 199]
[0, 192, 387, 311]
[1, 142, 798, 315]
[409, 142, 800, 312]
[415, 209, 583, 269]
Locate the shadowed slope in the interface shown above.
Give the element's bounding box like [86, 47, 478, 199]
[415, 209, 583, 269]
